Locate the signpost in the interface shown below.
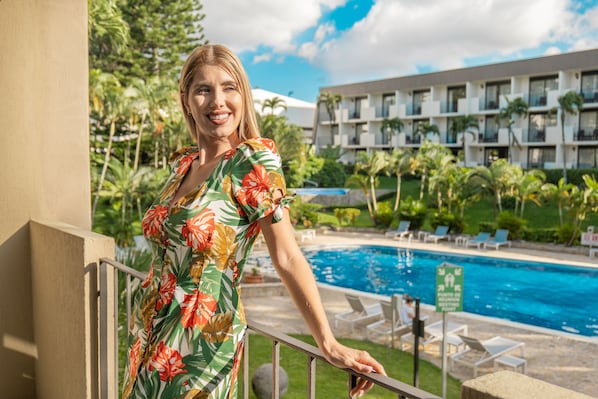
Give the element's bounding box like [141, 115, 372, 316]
[436, 263, 463, 399]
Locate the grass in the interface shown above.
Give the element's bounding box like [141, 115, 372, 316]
[319, 177, 598, 234]
[240, 333, 461, 399]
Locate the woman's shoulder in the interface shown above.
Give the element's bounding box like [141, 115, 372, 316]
[238, 137, 278, 154]
[168, 145, 198, 173]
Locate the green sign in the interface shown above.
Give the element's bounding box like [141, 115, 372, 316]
[435, 263, 463, 312]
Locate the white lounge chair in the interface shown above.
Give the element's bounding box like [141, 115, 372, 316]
[465, 232, 491, 249]
[423, 225, 450, 244]
[484, 229, 511, 250]
[400, 320, 468, 352]
[334, 294, 382, 331]
[366, 300, 411, 346]
[384, 221, 411, 240]
[449, 334, 525, 377]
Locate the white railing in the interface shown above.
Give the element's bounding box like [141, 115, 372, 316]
[97, 257, 441, 399]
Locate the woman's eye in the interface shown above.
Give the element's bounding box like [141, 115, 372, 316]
[195, 87, 209, 94]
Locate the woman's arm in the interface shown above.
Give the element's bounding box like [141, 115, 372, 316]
[258, 209, 386, 397]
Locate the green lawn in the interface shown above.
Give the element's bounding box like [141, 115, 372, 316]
[240, 333, 460, 399]
[319, 177, 598, 234]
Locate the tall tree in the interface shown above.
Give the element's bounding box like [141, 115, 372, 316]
[450, 115, 479, 165]
[354, 151, 388, 213]
[88, 0, 130, 61]
[552, 91, 584, 184]
[388, 149, 414, 211]
[93, 0, 206, 81]
[381, 117, 403, 148]
[261, 97, 287, 115]
[498, 96, 528, 164]
[316, 92, 342, 146]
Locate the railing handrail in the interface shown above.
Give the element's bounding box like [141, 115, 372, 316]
[97, 257, 441, 399]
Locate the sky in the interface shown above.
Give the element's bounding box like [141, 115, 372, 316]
[201, 0, 598, 102]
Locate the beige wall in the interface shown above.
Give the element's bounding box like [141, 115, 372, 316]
[0, 0, 91, 397]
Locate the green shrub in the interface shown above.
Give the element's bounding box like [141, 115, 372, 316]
[556, 223, 580, 246]
[333, 208, 361, 226]
[521, 228, 558, 243]
[496, 211, 526, 239]
[313, 159, 347, 187]
[430, 209, 465, 234]
[290, 199, 322, 228]
[373, 202, 394, 228]
[478, 221, 495, 233]
[397, 196, 427, 230]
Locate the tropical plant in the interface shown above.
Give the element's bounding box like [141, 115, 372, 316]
[345, 174, 373, 220]
[316, 92, 342, 144]
[450, 115, 479, 165]
[415, 121, 440, 143]
[468, 159, 513, 216]
[261, 96, 287, 115]
[540, 177, 577, 227]
[515, 169, 546, 218]
[381, 117, 404, 147]
[498, 96, 528, 163]
[88, 0, 129, 57]
[354, 151, 389, 213]
[551, 91, 584, 184]
[388, 149, 415, 211]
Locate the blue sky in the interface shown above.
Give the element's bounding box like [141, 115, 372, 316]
[202, 0, 598, 102]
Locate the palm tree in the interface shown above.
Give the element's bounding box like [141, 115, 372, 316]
[354, 150, 389, 213]
[88, 0, 129, 55]
[381, 117, 403, 148]
[552, 91, 584, 184]
[388, 149, 415, 211]
[516, 169, 546, 218]
[468, 159, 513, 216]
[450, 115, 479, 165]
[498, 96, 528, 164]
[90, 71, 126, 225]
[541, 177, 577, 227]
[316, 92, 342, 145]
[415, 121, 439, 143]
[345, 174, 373, 220]
[261, 96, 287, 115]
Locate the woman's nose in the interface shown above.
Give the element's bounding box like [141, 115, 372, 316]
[210, 88, 225, 107]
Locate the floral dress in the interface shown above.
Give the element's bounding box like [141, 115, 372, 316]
[122, 138, 292, 399]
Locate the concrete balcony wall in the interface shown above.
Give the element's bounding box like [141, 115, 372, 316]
[30, 221, 114, 399]
[0, 1, 90, 397]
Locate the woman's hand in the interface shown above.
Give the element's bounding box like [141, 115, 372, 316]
[322, 340, 386, 398]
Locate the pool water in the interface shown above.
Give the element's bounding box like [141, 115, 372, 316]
[301, 245, 598, 337]
[292, 188, 350, 196]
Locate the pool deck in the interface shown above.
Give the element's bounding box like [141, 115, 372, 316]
[243, 231, 598, 398]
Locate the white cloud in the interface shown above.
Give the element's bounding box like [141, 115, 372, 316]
[312, 0, 580, 83]
[252, 53, 272, 64]
[201, 0, 346, 53]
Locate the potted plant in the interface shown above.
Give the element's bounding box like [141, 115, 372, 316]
[244, 266, 264, 284]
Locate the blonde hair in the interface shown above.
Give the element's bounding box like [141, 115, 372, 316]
[179, 44, 260, 142]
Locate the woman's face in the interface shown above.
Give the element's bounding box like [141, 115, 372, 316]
[185, 64, 243, 145]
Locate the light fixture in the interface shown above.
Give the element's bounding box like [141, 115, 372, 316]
[575, 73, 579, 79]
[480, 84, 484, 88]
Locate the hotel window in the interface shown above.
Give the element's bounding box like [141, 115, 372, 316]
[382, 93, 395, 118]
[529, 75, 558, 106]
[578, 147, 598, 168]
[581, 71, 598, 103]
[578, 110, 598, 141]
[413, 90, 430, 115]
[485, 81, 510, 109]
[528, 147, 556, 168]
[482, 115, 500, 142]
[528, 113, 548, 142]
[351, 97, 366, 119]
[447, 85, 465, 113]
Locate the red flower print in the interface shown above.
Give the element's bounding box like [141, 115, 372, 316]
[236, 165, 271, 208]
[181, 209, 215, 251]
[260, 138, 277, 154]
[148, 341, 187, 382]
[128, 337, 142, 378]
[142, 205, 168, 240]
[245, 222, 261, 240]
[176, 153, 197, 175]
[156, 272, 176, 311]
[224, 147, 236, 160]
[180, 289, 218, 329]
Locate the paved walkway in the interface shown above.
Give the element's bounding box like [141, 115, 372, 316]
[243, 231, 598, 398]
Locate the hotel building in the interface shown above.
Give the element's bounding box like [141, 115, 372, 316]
[314, 48, 598, 168]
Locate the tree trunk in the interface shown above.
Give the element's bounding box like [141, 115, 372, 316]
[561, 114, 568, 184]
[133, 113, 147, 171]
[393, 174, 402, 211]
[92, 118, 115, 225]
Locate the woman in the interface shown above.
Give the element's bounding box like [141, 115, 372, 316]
[122, 44, 385, 399]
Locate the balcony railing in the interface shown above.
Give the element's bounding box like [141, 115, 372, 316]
[97, 258, 441, 399]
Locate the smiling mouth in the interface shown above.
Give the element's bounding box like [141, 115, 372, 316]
[209, 113, 229, 121]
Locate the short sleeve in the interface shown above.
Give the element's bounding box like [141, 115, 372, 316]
[230, 138, 294, 224]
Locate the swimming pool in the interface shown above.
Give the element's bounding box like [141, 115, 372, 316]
[292, 188, 350, 196]
[300, 245, 598, 337]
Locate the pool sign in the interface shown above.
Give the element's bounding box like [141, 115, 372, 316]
[435, 263, 463, 312]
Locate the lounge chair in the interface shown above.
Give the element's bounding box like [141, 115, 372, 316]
[365, 299, 411, 346]
[334, 294, 382, 331]
[384, 220, 411, 240]
[400, 320, 468, 352]
[465, 232, 491, 249]
[423, 225, 450, 244]
[294, 227, 316, 242]
[483, 229, 511, 250]
[449, 334, 525, 377]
